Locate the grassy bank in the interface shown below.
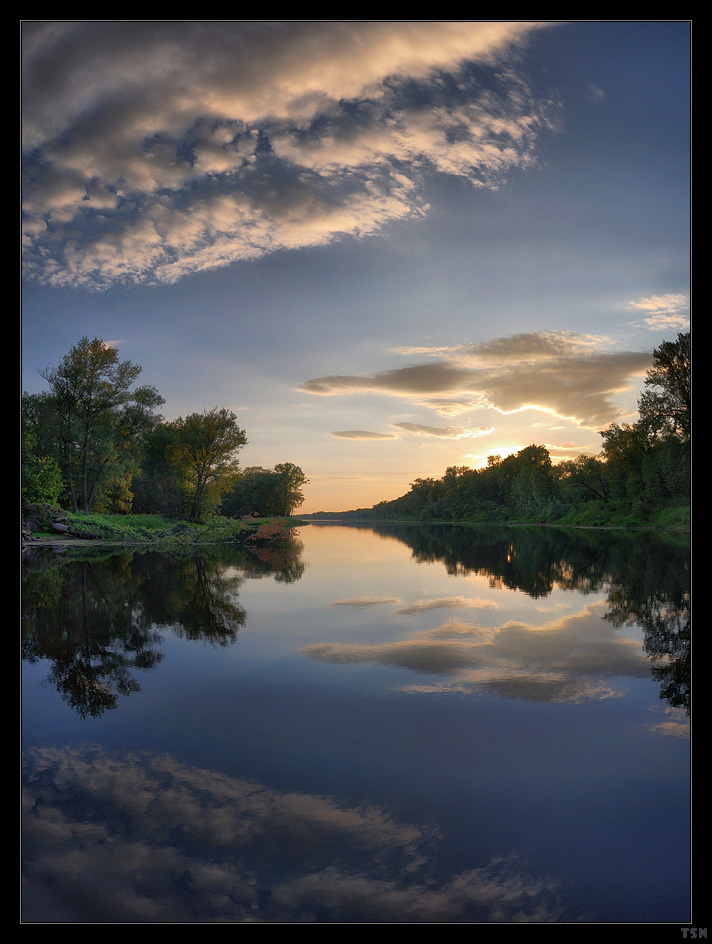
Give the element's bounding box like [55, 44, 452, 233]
[22, 503, 304, 548]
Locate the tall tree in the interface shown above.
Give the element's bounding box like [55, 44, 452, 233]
[38, 337, 164, 512]
[637, 332, 690, 441]
[169, 407, 247, 517]
[273, 463, 309, 516]
[221, 463, 309, 518]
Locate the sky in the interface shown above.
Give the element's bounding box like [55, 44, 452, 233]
[21, 21, 690, 513]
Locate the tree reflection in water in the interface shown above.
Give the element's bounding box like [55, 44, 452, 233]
[22, 536, 305, 718]
[365, 522, 691, 713]
[22, 525, 688, 718]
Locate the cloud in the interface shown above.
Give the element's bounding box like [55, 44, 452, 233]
[302, 331, 651, 429]
[392, 344, 466, 357]
[460, 330, 607, 363]
[395, 422, 494, 439]
[330, 430, 397, 440]
[585, 83, 606, 104]
[22, 21, 557, 289]
[626, 294, 690, 331]
[302, 361, 475, 396]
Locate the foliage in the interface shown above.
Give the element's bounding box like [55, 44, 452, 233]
[23, 502, 68, 534]
[22, 340, 274, 520]
[313, 332, 690, 529]
[245, 518, 292, 542]
[638, 332, 690, 441]
[164, 407, 247, 517]
[132, 408, 247, 517]
[33, 337, 165, 513]
[221, 462, 309, 518]
[21, 454, 64, 505]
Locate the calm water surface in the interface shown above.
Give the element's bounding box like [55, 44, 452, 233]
[22, 523, 690, 924]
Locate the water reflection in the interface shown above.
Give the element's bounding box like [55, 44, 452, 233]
[351, 523, 691, 713]
[22, 526, 689, 718]
[305, 599, 653, 703]
[604, 572, 690, 715]
[21, 524, 691, 923]
[22, 536, 305, 718]
[22, 743, 567, 923]
[367, 521, 688, 599]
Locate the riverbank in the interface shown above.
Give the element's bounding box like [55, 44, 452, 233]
[22, 504, 305, 550]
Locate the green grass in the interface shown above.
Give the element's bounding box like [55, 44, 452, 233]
[23, 504, 303, 547]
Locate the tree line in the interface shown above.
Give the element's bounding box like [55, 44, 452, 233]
[22, 336, 308, 519]
[311, 333, 690, 527]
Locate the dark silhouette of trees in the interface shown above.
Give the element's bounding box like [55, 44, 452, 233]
[638, 332, 690, 441]
[599, 332, 690, 514]
[312, 333, 689, 527]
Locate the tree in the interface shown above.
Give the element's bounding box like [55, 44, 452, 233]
[597, 333, 690, 514]
[132, 421, 187, 515]
[21, 454, 64, 505]
[21, 391, 58, 462]
[221, 467, 278, 518]
[38, 337, 165, 512]
[559, 455, 610, 507]
[22, 391, 64, 504]
[273, 463, 309, 516]
[638, 332, 690, 441]
[221, 462, 309, 518]
[168, 407, 247, 517]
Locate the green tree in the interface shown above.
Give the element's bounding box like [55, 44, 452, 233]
[221, 467, 278, 518]
[22, 391, 58, 462]
[221, 462, 309, 518]
[21, 454, 64, 504]
[22, 391, 64, 504]
[168, 407, 247, 517]
[273, 462, 309, 516]
[638, 332, 690, 441]
[559, 455, 610, 506]
[132, 421, 187, 515]
[38, 337, 164, 512]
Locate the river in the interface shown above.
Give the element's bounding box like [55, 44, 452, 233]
[21, 522, 691, 923]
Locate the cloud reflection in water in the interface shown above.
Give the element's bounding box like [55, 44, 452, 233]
[22, 744, 568, 923]
[304, 601, 656, 704]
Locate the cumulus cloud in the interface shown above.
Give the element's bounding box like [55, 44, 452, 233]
[626, 294, 690, 331]
[302, 331, 651, 429]
[22, 21, 557, 289]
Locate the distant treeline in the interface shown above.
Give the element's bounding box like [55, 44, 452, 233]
[307, 333, 690, 528]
